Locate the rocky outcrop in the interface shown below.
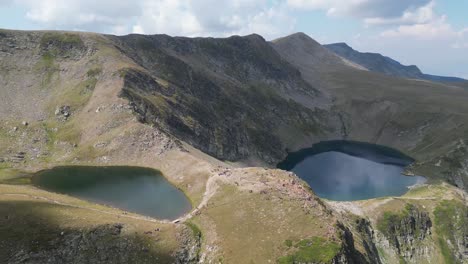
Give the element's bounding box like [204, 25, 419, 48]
[39, 32, 87, 59]
[114, 34, 339, 163]
[10, 152, 26, 163]
[174, 224, 201, 264]
[376, 204, 432, 261]
[354, 218, 382, 264]
[333, 222, 371, 264]
[330, 220, 383, 264]
[55, 105, 71, 121]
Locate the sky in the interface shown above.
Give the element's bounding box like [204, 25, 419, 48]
[0, 0, 466, 78]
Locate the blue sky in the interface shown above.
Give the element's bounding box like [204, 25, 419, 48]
[0, 0, 466, 78]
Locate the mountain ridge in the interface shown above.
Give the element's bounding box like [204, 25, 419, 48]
[325, 42, 466, 82]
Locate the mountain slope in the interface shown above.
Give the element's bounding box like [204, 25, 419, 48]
[1, 28, 467, 193]
[271, 33, 367, 97]
[273, 33, 468, 191]
[2, 28, 468, 190]
[0, 29, 467, 264]
[109, 33, 342, 163]
[325, 42, 466, 82]
[0, 29, 366, 263]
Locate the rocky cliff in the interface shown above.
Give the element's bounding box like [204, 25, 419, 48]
[111, 33, 340, 163]
[376, 204, 432, 260]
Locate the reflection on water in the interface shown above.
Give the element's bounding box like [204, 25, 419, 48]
[278, 141, 425, 201]
[33, 166, 191, 220]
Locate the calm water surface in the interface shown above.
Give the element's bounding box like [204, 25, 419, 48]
[278, 141, 426, 201]
[33, 166, 191, 220]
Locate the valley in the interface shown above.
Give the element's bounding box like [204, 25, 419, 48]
[0, 28, 467, 263]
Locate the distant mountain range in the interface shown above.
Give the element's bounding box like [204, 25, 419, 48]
[325, 42, 466, 83]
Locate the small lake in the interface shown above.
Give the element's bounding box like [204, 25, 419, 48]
[32, 166, 191, 220]
[278, 140, 426, 201]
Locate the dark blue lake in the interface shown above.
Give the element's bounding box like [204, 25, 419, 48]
[32, 166, 192, 220]
[278, 141, 426, 201]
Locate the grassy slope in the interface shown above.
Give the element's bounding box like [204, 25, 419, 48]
[0, 184, 179, 263]
[0, 30, 208, 262]
[0, 29, 211, 197]
[190, 168, 352, 263]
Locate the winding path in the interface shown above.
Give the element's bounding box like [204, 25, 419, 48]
[173, 172, 223, 223]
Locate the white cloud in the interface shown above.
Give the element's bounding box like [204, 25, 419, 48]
[381, 18, 451, 38]
[380, 14, 468, 44]
[287, 0, 332, 10]
[289, 0, 468, 55]
[12, 0, 294, 38]
[363, 0, 435, 26]
[132, 0, 202, 36]
[132, 0, 294, 39]
[14, 0, 140, 34]
[244, 6, 296, 38]
[287, 0, 431, 21]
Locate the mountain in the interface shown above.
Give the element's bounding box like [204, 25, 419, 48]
[0, 29, 467, 264]
[271, 33, 367, 98]
[325, 42, 466, 82]
[109, 33, 341, 164]
[274, 33, 468, 190]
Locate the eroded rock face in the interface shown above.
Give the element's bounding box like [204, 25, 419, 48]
[114, 33, 338, 163]
[174, 225, 201, 264]
[329, 220, 386, 264]
[354, 218, 381, 264]
[377, 204, 432, 261]
[333, 222, 371, 264]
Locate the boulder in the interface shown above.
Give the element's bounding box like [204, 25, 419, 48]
[55, 105, 71, 121]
